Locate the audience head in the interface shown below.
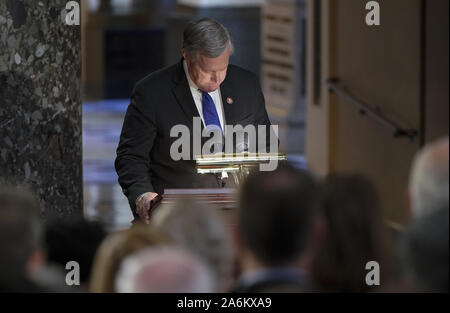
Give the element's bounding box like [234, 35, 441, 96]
[44, 217, 107, 288]
[116, 246, 214, 293]
[312, 174, 393, 292]
[151, 199, 233, 291]
[238, 163, 318, 267]
[89, 224, 164, 292]
[0, 186, 44, 290]
[409, 137, 449, 219]
[399, 205, 449, 292]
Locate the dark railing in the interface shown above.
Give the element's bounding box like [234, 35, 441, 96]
[326, 78, 419, 141]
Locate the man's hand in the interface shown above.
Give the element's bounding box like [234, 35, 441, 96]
[136, 192, 159, 224]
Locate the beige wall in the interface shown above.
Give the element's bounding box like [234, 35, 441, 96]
[81, 0, 107, 100]
[306, 0, 431, 223]
[306, 0, 339, 177]
[425, 0, 449, 143]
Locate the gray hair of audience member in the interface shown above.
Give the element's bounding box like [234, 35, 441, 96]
[0, 186, 42, 278]
[183, 18, 234, 61]
[151, 199, 233, 291]
[115, 246, 214, 293]
[399, 205, 449, 292]
[409, 137, 449, 218]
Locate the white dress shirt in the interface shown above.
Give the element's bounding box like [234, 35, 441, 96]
[183, 60, 226, 129]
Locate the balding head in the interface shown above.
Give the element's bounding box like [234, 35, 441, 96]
[151, 199, 232, 292]
[409, 137, 449, 218]
[115, 246, 214, 293]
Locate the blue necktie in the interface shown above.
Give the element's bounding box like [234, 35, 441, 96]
[201, 90, 222, 134]
[201, 90, 224, 154]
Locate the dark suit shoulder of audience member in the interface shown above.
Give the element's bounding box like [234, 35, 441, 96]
[231, 267, 310, 293]
[0, 277, 47, 293]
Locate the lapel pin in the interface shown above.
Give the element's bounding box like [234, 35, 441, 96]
[226, 97, 233, 104]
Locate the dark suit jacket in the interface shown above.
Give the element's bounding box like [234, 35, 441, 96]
[231, 268, 311, 293]
[115, 59, 272, 215]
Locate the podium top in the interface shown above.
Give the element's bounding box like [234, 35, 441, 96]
[195, 153, 287, 174]
[162, 188, 237, 210]
[164, 188, 236, 195]
[196, 153, 287, 165]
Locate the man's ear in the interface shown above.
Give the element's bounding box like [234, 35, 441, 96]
[292, 216, 327, 271]
[307, 215, 327, 260]
[405, 189, 413, 221]
[182, 49, 188, 61]
[27, 249, 46, 275]
[232, 224, 245, 254]
[313, 215, 327, 245]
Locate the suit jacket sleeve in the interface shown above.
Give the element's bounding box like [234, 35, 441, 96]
[115, 83, 157, 211]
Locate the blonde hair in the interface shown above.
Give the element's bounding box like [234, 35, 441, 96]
[89, 224, 165, 293]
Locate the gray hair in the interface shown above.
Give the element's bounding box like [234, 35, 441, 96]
[183, 18, 234, 61]
[151, 199, 233, 292]
[115, 246, 214, 293]
[409, 137, 449, 218]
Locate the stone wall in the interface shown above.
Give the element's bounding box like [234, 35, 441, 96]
[0, 0, 82, 218]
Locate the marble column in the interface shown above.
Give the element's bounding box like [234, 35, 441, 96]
[0, 0, 82, 218]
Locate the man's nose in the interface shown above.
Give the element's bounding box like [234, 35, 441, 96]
[211, 72, 219, 83]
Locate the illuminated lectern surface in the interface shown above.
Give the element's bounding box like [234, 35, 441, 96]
[196, 153, 287, 185]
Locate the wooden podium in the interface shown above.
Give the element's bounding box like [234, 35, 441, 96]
[154, 154, 287, 230]
[161, 188, 238, 229]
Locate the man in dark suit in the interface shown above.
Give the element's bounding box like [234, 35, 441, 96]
[231, 164, 320, 293]
[115, 18, 274, 223]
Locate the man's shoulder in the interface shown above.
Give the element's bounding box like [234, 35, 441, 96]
[227, 64, 258, 82]
[133, 62, 178, 91]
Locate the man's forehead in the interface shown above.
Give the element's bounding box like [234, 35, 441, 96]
[197, 52, 230, 71]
